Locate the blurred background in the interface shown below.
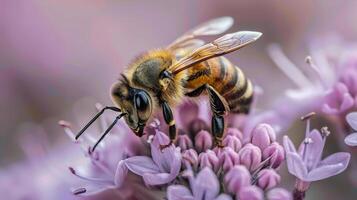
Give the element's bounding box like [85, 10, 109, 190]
[1, 0, 357, 199]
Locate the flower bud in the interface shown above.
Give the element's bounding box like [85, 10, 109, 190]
[238, 185, 264, 200]
[263, 142, 285, 168]
[224, 165, 251, 194]
[198, 150, 219, 172]
[251, 124, 276, 151]
[195, 130, 213, 152]
[238, 144, 262, 172]
[226, 127, 243, 141]
[218, 147, 239, 172]
[257, 169, 281, 190]
[223, 135, 242, 152]
[266, 188, 292, 200]
[182, 149, 199, 169]
[177, 134, 193, 151]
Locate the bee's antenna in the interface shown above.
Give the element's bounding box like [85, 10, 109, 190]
[75, 106, 121, 140]
[91, 113, 127, 152]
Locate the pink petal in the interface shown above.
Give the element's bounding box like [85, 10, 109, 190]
[167, 185, 194, 200]
[215, 194, 233, 200]
[283, 136, 297, 154]
[151, 131, 178, 172]
[304, 130, 324, 170]
[345, 132, 357, 146]
[114, 160, 128, 187]
[307, 152, 350, 181]
[322, 104, 339, 115]
[318, 152, 350, 168]
[124, 156, 160, 175]
[143, 148, 181, 185]
[285, 152, 308, 180]
[192, 167, 219, 200]
[340, 93, 354, 112]
[143, 172, 172, 185]
[346, 112, 357, 130]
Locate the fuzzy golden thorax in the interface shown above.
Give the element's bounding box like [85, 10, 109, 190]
[124, 49, 187, 106]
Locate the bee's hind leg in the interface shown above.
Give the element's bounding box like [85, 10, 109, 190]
[186, 84, 229, 147]
[159, 101, 177, 150]
[205, 85, 229, 148]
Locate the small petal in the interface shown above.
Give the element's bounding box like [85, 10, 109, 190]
[223, 135, 242, 152]
[167, 185, 194, 200]
[238, 185, 264, 200]
[237, 144, 262, 172]
[195, 130, 213, 152]
[251, 124, 276, 151]
[263, 142, 285, 169]
[182, 149, 199, 169]
[124, 156, 160, 175]
[177, 134, 194, 151]
[346, 112, 357, 130]
[344, 132, 357, 146]
[224, 165, 251, 194]
[307, 152, 350, 181]
[257, 169, 281, 190]
[215, 194, 233, 200]
[193, 167, 219, 200]
[114, 160, 128, 187]
[283, 136, 297, 154]
[266, 188, 292, 200]
[285, 152, 308, 180]
[218, 147, 239, 172]
[302, 130, 324, 170]
[198, 150, 220, 172]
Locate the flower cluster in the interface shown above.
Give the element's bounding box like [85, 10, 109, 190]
[63, 101, 292, 200]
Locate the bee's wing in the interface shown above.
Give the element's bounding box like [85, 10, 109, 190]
[169, 31, 262, 75]
[167, 16, 234, 51]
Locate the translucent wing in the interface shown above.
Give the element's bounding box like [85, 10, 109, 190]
[169, 31, 263, 75]
[167, 16, 234, 50]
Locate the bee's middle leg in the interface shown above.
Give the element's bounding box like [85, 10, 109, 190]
[186, 84, 229, 147]
[160, 101, 177, 150]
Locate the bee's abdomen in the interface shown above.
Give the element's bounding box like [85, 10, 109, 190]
[184, 57, 253, 114]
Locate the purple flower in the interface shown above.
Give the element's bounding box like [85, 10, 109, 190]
[345, 112, 357, 146]
[266, 188, 292, 200]
[257, 169, 281, 190]
[283, 114, 350, 192]
[167, 167, 232, 200]
[224, 165, 251, 194]
[237, 185, 264, 200]
[237, 143, 262, 172]
[251, 123, 276, 151]
[117, 129, 181, 186]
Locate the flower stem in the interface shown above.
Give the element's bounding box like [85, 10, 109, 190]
[293, 188, 305, 200]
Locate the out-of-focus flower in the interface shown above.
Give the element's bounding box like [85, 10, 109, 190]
[283, 113, 350, 198]
[267, 42, 357, 130]
[345, 112, 357, 146]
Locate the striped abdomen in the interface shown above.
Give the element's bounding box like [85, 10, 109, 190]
[184, 56, 253, 113]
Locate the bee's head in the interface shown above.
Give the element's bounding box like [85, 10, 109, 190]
[110, 75, 153, 137]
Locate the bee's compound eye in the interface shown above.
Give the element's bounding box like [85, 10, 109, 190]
[134, 91, 150, 111]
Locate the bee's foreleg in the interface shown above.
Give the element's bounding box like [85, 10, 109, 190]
[205, 85, 229, 148]
[160, 101, 177, 150]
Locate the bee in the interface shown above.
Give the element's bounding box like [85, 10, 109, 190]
[75, 17, 262, 151]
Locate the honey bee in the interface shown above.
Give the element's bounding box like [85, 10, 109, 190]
[75, 17, 262, 151]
